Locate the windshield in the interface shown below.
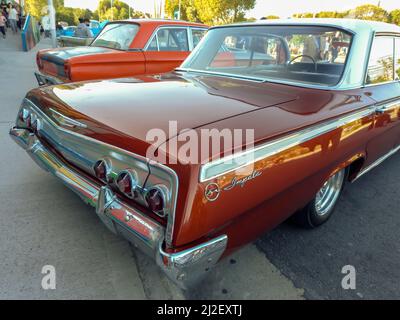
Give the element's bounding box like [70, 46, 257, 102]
[181, 25, 352, 86]
[91, 23, 139, 50]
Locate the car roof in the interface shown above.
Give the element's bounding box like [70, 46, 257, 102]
[110, 18, 208, 28]
[214, 18, 400, 35]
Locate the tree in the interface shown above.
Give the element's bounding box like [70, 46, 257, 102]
[165, 0, 256, 25]
[165, 0, 198, 21]
[389, 9, 400, 26]
[262, 15, 280, 20]
[25, 0, 64, 19]
[97, 0, 144, 21]
[56, 6, 75, 25]
[315, 11, 338, 18]
[353, 4, 389, 22]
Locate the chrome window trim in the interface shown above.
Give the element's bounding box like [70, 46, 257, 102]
[23, 98, 179, 246]
[199, 106, 376, 182]
[189, 27, 208, 50]
[396, 37, 400, 80]
[144, 25, 191, 52]
[363, 35, 396, 86]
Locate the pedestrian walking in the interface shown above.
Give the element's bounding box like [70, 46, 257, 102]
[0, 10, 6, 39]
[7, 3, 17, 33]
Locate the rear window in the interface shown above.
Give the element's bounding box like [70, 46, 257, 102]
[182, 26, 352, 87]
[91, 23, 139, 50]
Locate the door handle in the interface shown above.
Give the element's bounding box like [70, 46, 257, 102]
[375, 101, 400, 115]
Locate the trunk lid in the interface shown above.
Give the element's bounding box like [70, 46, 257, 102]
[41, 73, 298, 148]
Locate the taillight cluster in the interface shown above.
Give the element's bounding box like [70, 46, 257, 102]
[93, 160, 168, 217]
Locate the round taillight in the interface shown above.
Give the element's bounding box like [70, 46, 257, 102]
[93, 160, 110, 183]
[116, 171, 138, 199]
[145, 187, 166, 215]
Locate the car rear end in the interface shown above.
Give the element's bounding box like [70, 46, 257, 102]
[35, 49, 73, 85]
[9, 93, 228, 289]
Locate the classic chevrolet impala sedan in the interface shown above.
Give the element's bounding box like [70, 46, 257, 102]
[35, 19, 207, 85]
[10, 19, 400, 288]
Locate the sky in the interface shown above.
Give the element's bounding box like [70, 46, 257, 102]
[64, 0, 400, 19]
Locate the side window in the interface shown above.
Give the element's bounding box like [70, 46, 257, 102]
[395, 38, 400, 80]
[147, 28, 189, 52]
[366, 37, 394, 84]
[192, 29, 207, 48]
[147, 35, 158, 51]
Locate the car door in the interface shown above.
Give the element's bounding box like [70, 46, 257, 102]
[364, 35, 400, 166]
[144, 27, 190, 74]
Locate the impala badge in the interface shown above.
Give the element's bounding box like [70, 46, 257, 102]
[204, 170, 262, 202]
[204, 183, 220, 202]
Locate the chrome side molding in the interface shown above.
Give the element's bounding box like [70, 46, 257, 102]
[353, 144, 400, 182]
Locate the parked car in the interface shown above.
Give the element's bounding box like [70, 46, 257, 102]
[57, 20, 109, 48]
[35, 19, 208, 85]
[10, 19, 400, 288]
[60, 26, 76, 37]
[59, 20, 106, 37]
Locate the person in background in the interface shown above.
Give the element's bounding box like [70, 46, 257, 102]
[16, 5, 21, 30]
[41, 13, 51, 38]
[56, 22, 63, 37]
[0, 10, 6, 39]
[7, 3, 17, 33]
[74, 17, 93, 38]
[0, 0, 7, 12]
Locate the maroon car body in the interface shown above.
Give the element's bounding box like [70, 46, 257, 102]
[10, 19, 400, 288]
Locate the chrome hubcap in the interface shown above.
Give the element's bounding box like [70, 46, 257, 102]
[315, 169, 345, 216]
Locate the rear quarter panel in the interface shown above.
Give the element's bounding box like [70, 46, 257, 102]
[166, 88, 381, 252]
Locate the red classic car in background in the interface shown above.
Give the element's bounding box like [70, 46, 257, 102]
[35, 19, 208, 85]
[10, 19, 400, 288]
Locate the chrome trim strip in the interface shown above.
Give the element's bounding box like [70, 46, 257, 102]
[48, 108, 87, 128]
[375, 100, 400, 113]
[34, 71, 64, 86]
[144, 25, 207, 51]
[200, 106, 375, 182]
[353, 144, 400, 182]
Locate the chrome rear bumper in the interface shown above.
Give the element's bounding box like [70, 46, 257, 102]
[9, 127, 227, 288]
[34, 71, 64, 86]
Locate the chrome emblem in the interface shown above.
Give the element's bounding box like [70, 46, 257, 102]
[204, 183, 220, 202]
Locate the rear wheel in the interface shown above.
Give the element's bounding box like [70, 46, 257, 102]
[292, 168, 347, 228]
